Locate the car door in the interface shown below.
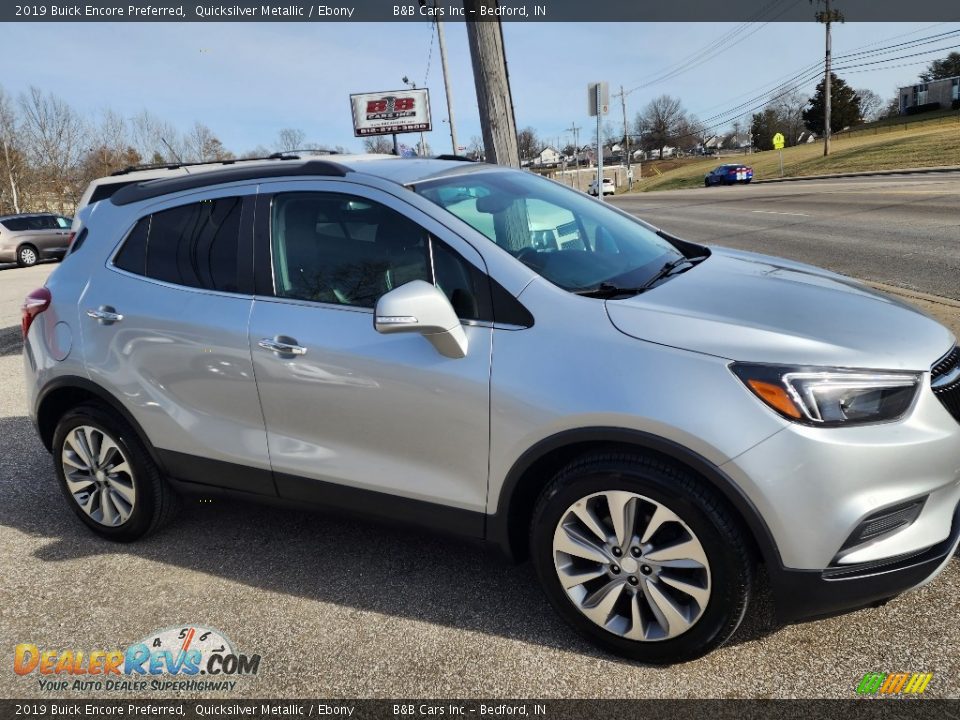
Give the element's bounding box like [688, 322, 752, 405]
[34, 215, 70, 255]
[247, 180, 493, 533]
[79, 186, 275, 495]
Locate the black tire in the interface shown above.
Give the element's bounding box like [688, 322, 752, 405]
[52, 404, 177, 541]
[704, 178, 710, 187]
[17, 244, 39, 267]
[530, 452, 753, 664]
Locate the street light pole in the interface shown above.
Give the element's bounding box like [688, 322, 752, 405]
[435, 19, 458, 154]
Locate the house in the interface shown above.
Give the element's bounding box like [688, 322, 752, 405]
[533, 146, 561, 167]
[898, 76, 960, 114]
[797, 131, 817, 144]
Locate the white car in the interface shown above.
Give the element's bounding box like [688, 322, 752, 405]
[588, 177, 615, 196]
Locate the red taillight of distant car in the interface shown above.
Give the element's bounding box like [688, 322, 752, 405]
[66, 232, 76, 247]
[21, 287, 52, 338]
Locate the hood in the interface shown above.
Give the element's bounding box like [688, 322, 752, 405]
[606, 247, 955, 370]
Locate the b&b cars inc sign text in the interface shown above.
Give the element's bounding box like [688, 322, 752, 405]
[350, 89, 432, 137]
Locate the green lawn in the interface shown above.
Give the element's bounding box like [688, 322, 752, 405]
[628, 120, 960, 193]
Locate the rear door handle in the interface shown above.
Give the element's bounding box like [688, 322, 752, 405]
[258, 337, 307, 356]
[86, 307, 123, 324]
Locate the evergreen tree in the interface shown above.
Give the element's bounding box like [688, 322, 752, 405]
[803, 73, 862, 135]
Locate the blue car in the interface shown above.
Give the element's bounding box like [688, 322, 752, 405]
[704, 163, 753, 186]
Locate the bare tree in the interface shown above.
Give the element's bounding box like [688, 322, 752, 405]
[638, 95, 686, 159]
[766, 88, 809, 145]
[516, 127, 540, 161]
[275, 128, 306, 152]
[856, 89, 883, 122]
[362, 136, 394, 154]
[18, 86, 89, 212]
[184, 122, 233, 163]
[0, 86, 24, 213]
[467, 135, 484, 160]
[131, 110, 182, 164]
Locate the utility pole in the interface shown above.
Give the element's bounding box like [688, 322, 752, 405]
[432, 9, 459, 154]
[815, 0, 844, 156]
[464, 0, 519, 167]
[614, 85, 632, 189]
[566, 122, 581, 189]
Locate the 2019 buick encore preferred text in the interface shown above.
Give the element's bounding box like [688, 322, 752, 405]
[22, 156, 960, 663]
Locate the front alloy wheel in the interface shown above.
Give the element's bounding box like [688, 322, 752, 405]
[17, 246, 38, 267]
[553, 491, 711, 641]
[530, 452, 753, 663]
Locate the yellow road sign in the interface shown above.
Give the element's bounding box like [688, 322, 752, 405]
[772, 132, 785, 150]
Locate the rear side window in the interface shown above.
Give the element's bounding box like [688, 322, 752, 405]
[113, 198, 243, 292]
[1, 217, 28, 231]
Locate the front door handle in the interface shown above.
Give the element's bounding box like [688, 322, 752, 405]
[258, 336, 307, 356]
[86, 307, 123, 324]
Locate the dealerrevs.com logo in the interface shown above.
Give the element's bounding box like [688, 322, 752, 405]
[14, 625, 260, 693]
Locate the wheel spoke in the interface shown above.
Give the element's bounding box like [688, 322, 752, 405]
[65, 474, 96, 495]
[659, 574, 711, 607]
[107, 461, 131, 479]
[82, 427, 100, 467]
[580, 581, 623, 627]
[98, 435, 120, 468]
[106, 476, 136, 505]
[625, 593, 649, 640]
[62, 451, 90, 472]
[644, 537, 708, 569]
[644, 579, 692, 637]
[109, 490, 132, 523]
[639, 504, 679, 544]
[555, 525, 610, 564]
[100, 487, 117, 525]
[68, 430, 94, 468]
[606, 491, 638, 548]
[556, 564, 607, 590]
[570, 502, 609, 544]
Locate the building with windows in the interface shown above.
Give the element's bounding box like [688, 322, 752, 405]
[898, 76, 960, 114]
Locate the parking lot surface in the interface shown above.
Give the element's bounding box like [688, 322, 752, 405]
[1, 235, 959, 699]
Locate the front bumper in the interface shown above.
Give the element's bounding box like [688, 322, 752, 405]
[770, 500, 960, 622]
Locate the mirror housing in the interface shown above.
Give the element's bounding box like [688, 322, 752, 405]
[374, 280, 468, 359]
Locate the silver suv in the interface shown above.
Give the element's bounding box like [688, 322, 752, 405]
[22, 157, 960, 663]
[0, 212, 73, 266]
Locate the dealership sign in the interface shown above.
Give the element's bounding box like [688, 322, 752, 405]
[350, 89, 432, 137]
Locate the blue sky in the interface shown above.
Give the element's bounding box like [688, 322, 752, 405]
[2, 21, 955, 154]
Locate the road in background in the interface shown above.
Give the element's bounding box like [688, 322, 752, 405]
[612, 172, 960, 300]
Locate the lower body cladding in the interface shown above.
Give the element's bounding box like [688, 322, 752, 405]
[723, 384, 960, 621]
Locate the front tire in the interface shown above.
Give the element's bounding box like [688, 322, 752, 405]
[17, 245, 39, 267]
[52, 404, 176, 541]
[530, 452, 753, 663]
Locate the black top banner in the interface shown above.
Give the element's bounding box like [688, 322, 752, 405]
[4, 0, 960, 22]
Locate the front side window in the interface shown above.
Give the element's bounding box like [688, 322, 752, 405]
[112, 197, 242, 292]
[269, 192, 490, 321]
[414, 169, 686, 293]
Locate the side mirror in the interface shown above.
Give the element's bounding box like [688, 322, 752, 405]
[374, 280, 468, 359]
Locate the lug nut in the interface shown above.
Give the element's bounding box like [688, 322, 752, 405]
[610, 564, 620, 574]
[628, 576, 639, 586]
[640, 565, 653, 575]
[611, 547, 622, 557]
[630, 547, 641, 557]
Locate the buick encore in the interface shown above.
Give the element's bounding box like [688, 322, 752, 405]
[22, 156, 960, 663]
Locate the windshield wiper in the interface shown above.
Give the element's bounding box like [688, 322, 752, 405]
[574, 255, 707, 299]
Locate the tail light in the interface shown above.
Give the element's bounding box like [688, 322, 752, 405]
[21, 287, 52, 338]
[66, 231, 77, 247]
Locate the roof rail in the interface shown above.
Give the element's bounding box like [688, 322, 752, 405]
[109, 159, 352, 206]
[433, 154, 476, 162]
[109, 153, 306, 176]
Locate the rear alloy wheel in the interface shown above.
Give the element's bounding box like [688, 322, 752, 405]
[53, 404, 176, 541]
[531, 452, 753, 663]
[17, 245, 38, 267]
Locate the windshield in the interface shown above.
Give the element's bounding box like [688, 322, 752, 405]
[413, 169, 685, 292]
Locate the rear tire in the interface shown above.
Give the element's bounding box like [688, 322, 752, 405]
[17, 245, 39, 267]
[52, 404, 177, 541]
[530, 451, 753, 664]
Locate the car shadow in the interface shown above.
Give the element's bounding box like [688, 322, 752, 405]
[0, 325, 22, 357]
[0, 414, 784, 661]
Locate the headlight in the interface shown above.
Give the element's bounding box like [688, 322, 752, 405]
[730, 363, 921, 426]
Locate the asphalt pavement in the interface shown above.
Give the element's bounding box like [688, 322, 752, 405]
[611, 171, 960, 300]
[1, 206, 959, 700]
